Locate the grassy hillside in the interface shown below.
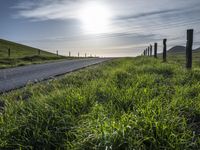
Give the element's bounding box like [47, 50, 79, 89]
[1, 55, 200, 149]
[159, 46, 200, 67]
[0, 39, 56, 58]
[168, 46, 185, 53]
[0, 39, 66, 68]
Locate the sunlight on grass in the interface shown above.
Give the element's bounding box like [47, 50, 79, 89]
[0, 57, 200, 149]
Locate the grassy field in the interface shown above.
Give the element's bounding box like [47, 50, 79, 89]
[0, 39, 67, 69]
[0, 52, 200, 149]
[159, 47, 200, 68]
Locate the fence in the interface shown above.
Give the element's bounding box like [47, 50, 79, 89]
[5, 48, 97, 59]
[142, 29, 194, 69]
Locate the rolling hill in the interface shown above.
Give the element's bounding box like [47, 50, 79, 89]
[0, 39, 57, 58]
[168, 46, 200, 53]
[168, 46, 186, 53]
[194, 47, 200, 51]
[157, 45, 200, 66]
[0, 39, 66, 69]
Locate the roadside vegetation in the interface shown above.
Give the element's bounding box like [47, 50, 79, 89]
[1, 53, 200, 149]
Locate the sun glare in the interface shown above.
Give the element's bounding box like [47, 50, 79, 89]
[78, 2, 112, 34]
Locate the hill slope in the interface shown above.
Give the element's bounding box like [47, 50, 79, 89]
[167, 46, 200, 53]
[194, 47, 200, 51]
[0, 39, 56, 58]
[168, 46, 186, 53]
[0, 39, 66, 69]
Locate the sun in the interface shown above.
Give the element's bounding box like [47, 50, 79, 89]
[78, 2, 112, 34]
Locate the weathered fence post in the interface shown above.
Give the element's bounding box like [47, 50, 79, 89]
[154, 43, 157, 58]
[38, 49, 41, 55]
[8, 48, 10, 57]
[85, 53, 87, 58]
[146, 48, 148, 56]
[69, 51, 71, 57]
[78, 52, 80, 58]
[57, 50, 59, 56]
[163, 39, 167, 62]
[186, 29, 193, 69]
[150, 45, 152, 56]
[148, 47, 150, 56]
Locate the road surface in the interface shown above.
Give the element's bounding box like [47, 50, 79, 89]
[0, 58, 111, 93]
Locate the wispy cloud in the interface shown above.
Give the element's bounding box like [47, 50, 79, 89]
[115, 8, 181, 21]
[13, 0, 81, 21]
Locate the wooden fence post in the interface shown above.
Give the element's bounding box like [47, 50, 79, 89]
[186, 29, 193, 69]
[78, 52, 80, 58]
[8, 48, 10, 57]
[150, 45, 152, 56]
[154, 43, 157, 58]
[148, 47, 150, 56]
[38, 49, 41, 55]
[57, 50, 59, 56]
[163, 39, 167, 62]
[85, 53, 87, 58]
[146, 48, 148, 56]
[69, 51, 71, 57]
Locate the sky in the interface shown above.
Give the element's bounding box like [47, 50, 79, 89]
[0, 0, 200, 57]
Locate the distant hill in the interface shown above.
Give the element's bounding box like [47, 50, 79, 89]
[168, 46, 186, 53]
[194, 47, 200, 51]
[168, 46, 200, 53]
[0, 39, 57, 58]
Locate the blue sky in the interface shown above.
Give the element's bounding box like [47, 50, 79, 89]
[1, 0, 200, 57]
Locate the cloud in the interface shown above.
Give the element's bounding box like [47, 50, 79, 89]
[115, 8, 181, 21]
[11, 1, 36, 9]
[12, 0, 82, 21]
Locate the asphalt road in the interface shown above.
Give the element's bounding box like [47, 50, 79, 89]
[0, 58, 111, 93]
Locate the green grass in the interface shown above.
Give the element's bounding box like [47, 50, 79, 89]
[1, 54, 200, 149]
[159, 50, 200, 68]
[0, 39, 69, 68]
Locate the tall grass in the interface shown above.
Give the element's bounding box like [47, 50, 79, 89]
[0, 57, 200, 149]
